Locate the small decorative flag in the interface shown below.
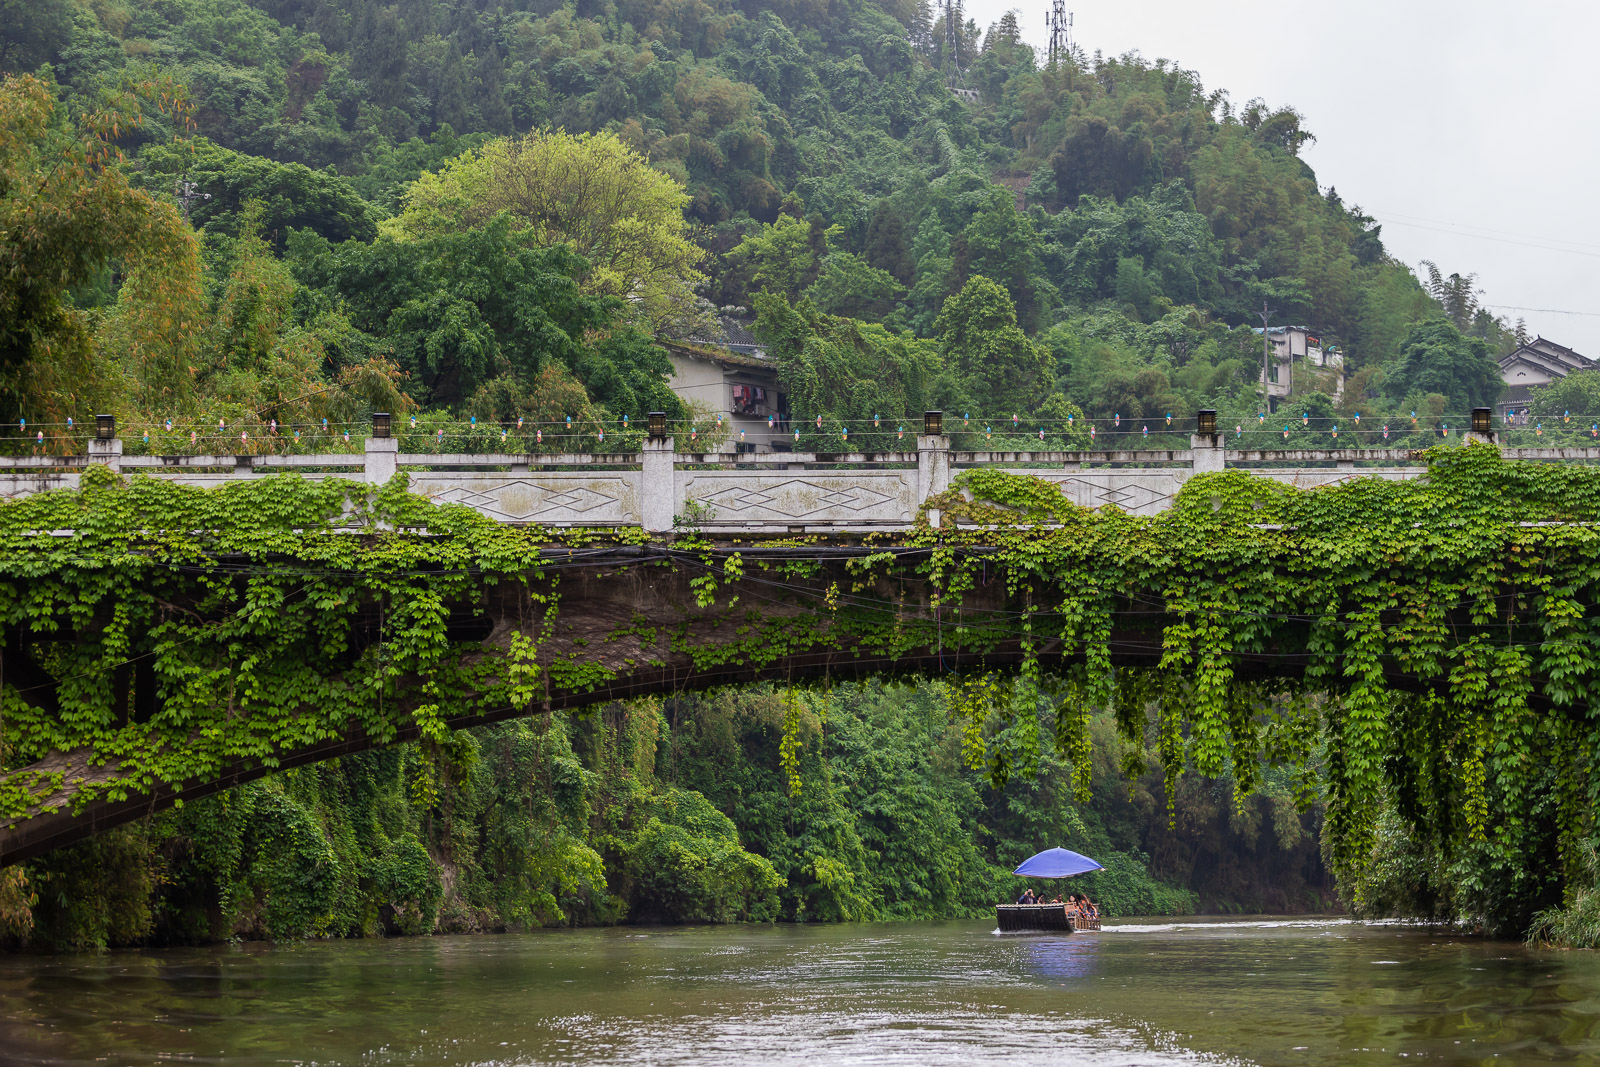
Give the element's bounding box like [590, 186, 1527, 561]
[411, 415, 418, 428]
[1114, 413, 1121, 427]
[165, 419, 172, 431]
[17, 418, 24, 430]
[794, 428, 801, 442]
[66, 417, 73, 429]
[1302, 412, 1309, 426]
[536, 429, 543, 444]
[470, 416, 477, 426]
[1537, 423, 1543, 436]
[816, 415, 823, 429]
[35, 431, 42, 444]
[343, 430, 350, 442]
[874, 414, 881, 428]
[1383, 425, 1389, 439]
[1141, 425, 1149, 437]
[739, 429, 746, 442]
[1038, 427, 1044, 441]
[1283, 425, 1289, 440]
[1165, 412, 1172, 427]
[768, 415, 776, 429]
[841, 427, 849, 442]
[1012, 413, 1019, 427]
[1332, 426, 1338, 439]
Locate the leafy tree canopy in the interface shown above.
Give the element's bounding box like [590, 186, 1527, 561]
[385, 130, 707, 336]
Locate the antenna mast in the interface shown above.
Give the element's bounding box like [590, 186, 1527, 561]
[1046, 2, 1072, 65]
[942, 0, 964, 72]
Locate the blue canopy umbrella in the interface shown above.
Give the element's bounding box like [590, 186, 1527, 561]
[1012, 847, 1104, 879]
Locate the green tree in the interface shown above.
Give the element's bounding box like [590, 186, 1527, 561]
[0, 72, 202, 423]
[934, 276, 1048, 417]
[385, 130, 707, 335]
[1381, 318, 1502, 413]
[729, 214, 819, 303]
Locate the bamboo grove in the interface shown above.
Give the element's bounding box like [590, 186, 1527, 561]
[0, 444, 1595, 930]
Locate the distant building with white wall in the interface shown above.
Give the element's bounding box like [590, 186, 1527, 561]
[1253, 326, 1345, 406]
[1497, 337, 1592, 421]
[663, 313, 788, 451]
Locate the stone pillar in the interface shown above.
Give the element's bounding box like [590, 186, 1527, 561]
[642, 437, 676, 533]
[918, 434, 950, 527]
[1189, 433, 1224, 474]
[87, 436, 122, 474]
[365, 436, 399, 485]
[1464, 430, 1498, 447]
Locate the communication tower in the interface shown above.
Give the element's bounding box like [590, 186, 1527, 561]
[1046, 1, 1072, 65]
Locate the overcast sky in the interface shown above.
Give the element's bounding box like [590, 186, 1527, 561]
[959, 0, 1600, 357]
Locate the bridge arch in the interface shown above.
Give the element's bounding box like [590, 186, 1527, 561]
[0, 448, 1595, 892]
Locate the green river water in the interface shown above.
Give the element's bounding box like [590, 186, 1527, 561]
[0, 917, 1596, 1066]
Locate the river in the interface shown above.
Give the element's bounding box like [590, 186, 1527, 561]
[0, 917, 1594, 1065]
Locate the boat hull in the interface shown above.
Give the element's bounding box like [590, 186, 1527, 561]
[995, 904, 1102, 932]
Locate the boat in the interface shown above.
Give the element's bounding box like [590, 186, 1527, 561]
[994, 903, 1102, 933]
[998, 846, 1105, 933]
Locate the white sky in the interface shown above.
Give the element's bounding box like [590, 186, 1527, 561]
[961, 0, 1600, 357]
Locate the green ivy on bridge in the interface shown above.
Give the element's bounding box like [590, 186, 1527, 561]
[0, 447, 1595, 911]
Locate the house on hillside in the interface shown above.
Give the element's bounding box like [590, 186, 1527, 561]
[662, 312, 788, 451]
[1498, 337, 1593, 421]
[1252, 326, 1346, 407]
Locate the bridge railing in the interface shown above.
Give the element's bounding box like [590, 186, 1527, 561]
[0, 411, 1594, 531]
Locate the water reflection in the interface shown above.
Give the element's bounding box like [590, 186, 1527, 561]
[0, 919, 1596, 1065]
[1018, 933, 1104, 982]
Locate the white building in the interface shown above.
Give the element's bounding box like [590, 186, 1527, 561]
[1253, 326, 1345, 406]
[662, 315, 787, 451]
[1498, 337, 1592, 421]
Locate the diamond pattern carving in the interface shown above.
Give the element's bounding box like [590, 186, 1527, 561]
[692, 478, 903, 519]
[429, 479, 625, 522]
[1052, 478, 1172, 513]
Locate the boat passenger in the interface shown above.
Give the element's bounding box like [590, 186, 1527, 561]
[1079, 893, 1098, 918]
[1016, 888, 1036, 905]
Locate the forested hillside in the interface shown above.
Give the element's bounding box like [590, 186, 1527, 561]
[3, 0, 1528, 447]
[0, 0, 1545, 946]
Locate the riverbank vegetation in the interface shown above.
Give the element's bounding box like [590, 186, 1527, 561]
[1, 0, 1596, 949]
[5, 691, 1331, 949]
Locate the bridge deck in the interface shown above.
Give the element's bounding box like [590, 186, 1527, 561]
[0, 433, 1580, 530]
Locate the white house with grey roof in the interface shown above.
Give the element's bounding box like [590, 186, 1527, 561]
[1498, 337, 1592, 420]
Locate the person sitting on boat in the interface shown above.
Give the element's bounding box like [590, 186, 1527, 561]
[1078, 893, 1098, 918]
[1016, 888, 1036, 905]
